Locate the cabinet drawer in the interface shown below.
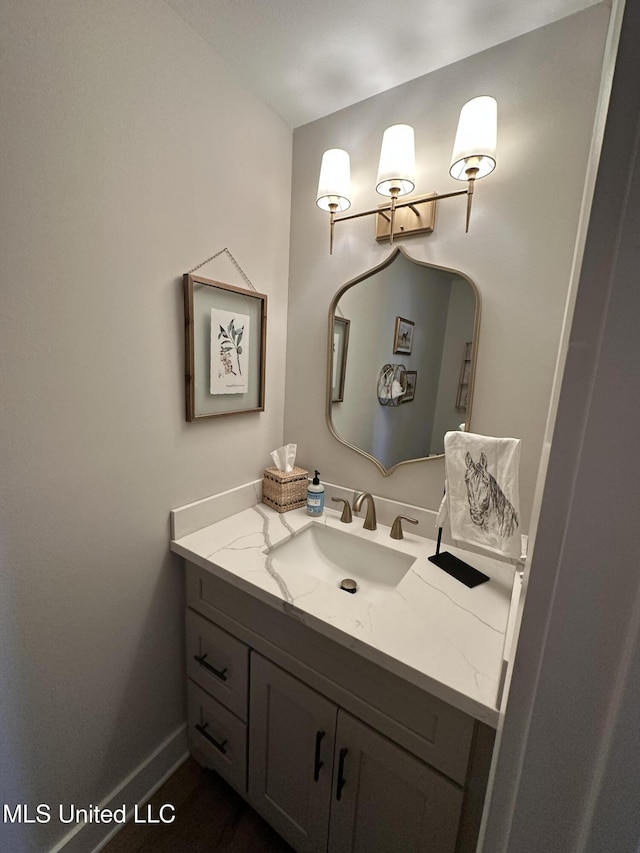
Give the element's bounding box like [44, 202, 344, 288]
[186, 609, 249, 720]
[187, 680, 247, 793]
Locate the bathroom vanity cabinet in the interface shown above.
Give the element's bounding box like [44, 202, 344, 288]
[184, 562, 496, 853]
[249, 652, 463, 852]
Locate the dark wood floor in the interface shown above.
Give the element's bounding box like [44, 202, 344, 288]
[101, 758, 294, 853]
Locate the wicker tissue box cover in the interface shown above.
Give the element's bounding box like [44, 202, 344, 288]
[262, 466, 309, 513]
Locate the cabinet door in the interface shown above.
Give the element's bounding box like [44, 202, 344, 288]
[248, 653, 337, 853]
[328, 711, 463, 853]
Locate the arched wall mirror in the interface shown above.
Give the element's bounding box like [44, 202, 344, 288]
[327, 247, 480, 475]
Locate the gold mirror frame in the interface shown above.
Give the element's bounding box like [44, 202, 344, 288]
[326, 246, 481, 476]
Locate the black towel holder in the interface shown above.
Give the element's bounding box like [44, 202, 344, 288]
[428, 526, 490, 588]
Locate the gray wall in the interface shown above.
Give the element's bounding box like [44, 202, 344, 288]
[285, 5, 610, 529]
[430, 280, 477, 454]
[0, 2, 291, 850]
[333, 259, 457, 469]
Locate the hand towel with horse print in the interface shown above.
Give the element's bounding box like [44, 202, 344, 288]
[436, 431, 521, 558]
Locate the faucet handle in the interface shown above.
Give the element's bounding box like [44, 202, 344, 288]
[390, 515, 419, 540]
[331, 497, 353, 523]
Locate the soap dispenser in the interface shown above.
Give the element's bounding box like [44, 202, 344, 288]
[306, 470, 325, 516]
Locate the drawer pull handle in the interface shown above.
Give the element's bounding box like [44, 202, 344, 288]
[336, 747, 348, 801]
[195, 722, 227, 755]
[313, 730, 325, 782]
[194, 653, 228, 682]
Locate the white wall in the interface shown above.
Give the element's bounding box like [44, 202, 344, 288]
[285, 5, 610, 531]
[0, 2, 291, 850]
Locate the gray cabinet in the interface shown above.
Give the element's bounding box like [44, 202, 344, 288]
[184, 563, 494, 853]
[187, 679, 247, 793]
[248, 653, 463, 853]
[186, 609, 249, 719]
[248, 652, 336, 852]
[329, 709, 462, 853]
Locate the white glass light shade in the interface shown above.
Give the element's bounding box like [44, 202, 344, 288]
[316, 149, 351, 212]
[376, 124, 415, 197]
[449, 96, 497, 181]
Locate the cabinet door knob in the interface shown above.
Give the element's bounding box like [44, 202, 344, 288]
[336, 747, 348, 801]
[195, 722, 228, 755]
[194, 652, 228, 682]
[313, 730, 325, 782]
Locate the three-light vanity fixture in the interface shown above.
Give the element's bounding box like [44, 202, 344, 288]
[316, 96, 497, 254]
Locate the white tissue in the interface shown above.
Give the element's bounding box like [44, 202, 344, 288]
[391, 380, 405, 400]
[379, 380, 405, 401]
[271, 443, 297, 473]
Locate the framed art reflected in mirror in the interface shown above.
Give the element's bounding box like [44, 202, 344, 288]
[402, 370, 418, 403]
[456, 342, 472, 410]
[393, 316, 414, 354]
[332, 316, 350, 402]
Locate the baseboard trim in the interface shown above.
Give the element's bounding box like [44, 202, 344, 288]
[48, 724, 188, 853]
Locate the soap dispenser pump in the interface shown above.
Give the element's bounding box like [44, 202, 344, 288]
[306, 470, 325, 516]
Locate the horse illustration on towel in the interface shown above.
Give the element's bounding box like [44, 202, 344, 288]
[464, 452, 519, 540]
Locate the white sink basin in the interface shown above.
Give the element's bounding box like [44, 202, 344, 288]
[267, 523, 416, 602]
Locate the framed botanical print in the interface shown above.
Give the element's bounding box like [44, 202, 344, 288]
[183, 273, 267, 420]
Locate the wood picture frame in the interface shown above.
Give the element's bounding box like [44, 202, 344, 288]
[331, 316, 350, 402]
[183, 273, 267, 421]
[402, 370, 417, 403]
[455, 341, 472, 410]
[393, 316, 414, 354]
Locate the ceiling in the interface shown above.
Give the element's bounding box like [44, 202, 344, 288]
[165, 0, 601, 127]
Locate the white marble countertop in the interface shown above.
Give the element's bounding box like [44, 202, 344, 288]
[171, 502, 516, 727]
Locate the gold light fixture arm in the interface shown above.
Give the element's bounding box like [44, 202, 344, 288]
[333, 187, 468, 224]
[464, 165, 479, 233]
[329, 202, 338, 255]
[328, 186, 472, 250]
[465, 179, 474, 233]
[389, 188, 399, 246]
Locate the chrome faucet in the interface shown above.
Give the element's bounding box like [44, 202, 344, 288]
[353, 492, 377, 531]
